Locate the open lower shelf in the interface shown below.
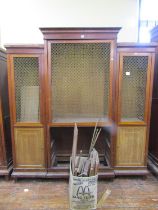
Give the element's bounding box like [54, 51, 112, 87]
[47, 158, 114, 178]
[49, 126, 112, 178]
[53, 158, 109, 168]
[51, 117, 112, 127]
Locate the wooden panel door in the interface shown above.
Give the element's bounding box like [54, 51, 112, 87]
[116, 126, 146, 166]
[14, 128, 45, 168]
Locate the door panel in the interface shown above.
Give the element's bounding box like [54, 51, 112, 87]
[14, 128, 45, 168]
[118, 53, 151, 124]
[116, 126, 146, 166]
[50, 41, 113, 123]
[12, 56, 41, 123]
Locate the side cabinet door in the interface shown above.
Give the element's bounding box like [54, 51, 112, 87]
[14, 128, 45, 168]
[118, 53, 151, 124]
[116, 127, 146, 166]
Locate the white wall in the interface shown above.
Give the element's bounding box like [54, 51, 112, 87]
[0, 0, 139, 47]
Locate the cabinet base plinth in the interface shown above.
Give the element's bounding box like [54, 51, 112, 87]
[0, 161, 13, 179]
[114, 168, 149, 176]
[12, 171, 47, 179]
[0, 165, 13, 176]
[47, 167, 115, 178]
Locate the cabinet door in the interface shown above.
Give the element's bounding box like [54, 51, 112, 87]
[12, 56, 42, 123]
[116, 127, 146, 166]
[118, 53, 151, 124]
[50, 41, 113, 123]
[14, 128, 45, 168]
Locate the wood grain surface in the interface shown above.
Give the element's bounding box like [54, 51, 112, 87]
[0, 173, 158, 209]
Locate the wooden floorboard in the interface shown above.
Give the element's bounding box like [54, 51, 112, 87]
[0, 173, 158, 209]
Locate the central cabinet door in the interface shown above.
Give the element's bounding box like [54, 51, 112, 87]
[14, 128, 45, 168]
[49, 41, 114, 124]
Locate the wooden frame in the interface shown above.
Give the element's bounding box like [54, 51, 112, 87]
[5, 45, 47, 178]
[40, 28, 121, 178]
[0, 48, 12, 179]
[148, 26, 158, 175]
[114, 43, 156, 176]
[8, 54, 44, 125]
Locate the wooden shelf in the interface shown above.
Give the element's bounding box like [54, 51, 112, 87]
[49, 117, 112, 127]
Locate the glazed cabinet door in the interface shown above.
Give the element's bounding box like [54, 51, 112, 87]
[10, 54, 44, 124]
[116, 127, 146, 166]
[118, 53, 152, 124]
[48, 41, 114, 125]
[14, 128, 45, 168]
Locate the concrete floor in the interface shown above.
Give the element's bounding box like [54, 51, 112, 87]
[0, 173, 158, 210]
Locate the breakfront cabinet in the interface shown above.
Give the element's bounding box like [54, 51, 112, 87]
[5, 28, 156, 179]
[0, 48, 12, 179]
[148, 26, 158, 175]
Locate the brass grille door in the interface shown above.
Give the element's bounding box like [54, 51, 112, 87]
[51, 42, 112, 123]
[13, 57, 40, 122]
[119, 54, 150, 123]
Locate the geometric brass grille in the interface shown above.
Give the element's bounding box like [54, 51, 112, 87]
[51, 43, 111, 122]
[14, 57, 40, 122]
[121, 56, 148, 122]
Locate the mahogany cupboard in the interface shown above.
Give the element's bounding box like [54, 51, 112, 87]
[0, 48, 12, 179]
[6, 45, 46, 178]
[5, 28, 156, 179]
[148, 26, 158, 175]
[115, 43, 155, 175]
